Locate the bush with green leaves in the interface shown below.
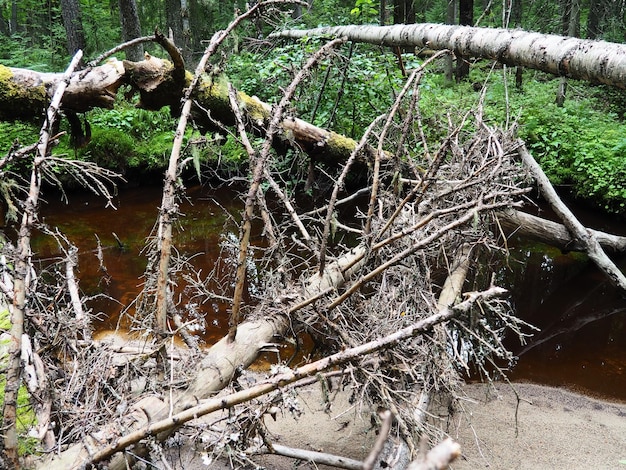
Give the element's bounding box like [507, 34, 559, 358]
[226, 40, 420, 139]
[413, 67, 626, 214]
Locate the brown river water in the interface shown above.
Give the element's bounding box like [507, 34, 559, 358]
[25, 184, 626, 402]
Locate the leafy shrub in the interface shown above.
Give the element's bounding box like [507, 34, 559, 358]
[83, 127, 137, 171]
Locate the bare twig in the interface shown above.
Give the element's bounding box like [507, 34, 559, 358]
[83, 286, 506, 466]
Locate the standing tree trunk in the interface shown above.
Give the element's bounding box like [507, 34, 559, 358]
[165, 0, 184, 56]
[380, 0, 388, 25]
[586, 0, 608, 39]
[9, 0, 17, 34]
[445, 0, 456, 82]
[556, 0, 579, 106]
[393, 0, 415, 24]
[180, 0, 192, 64]
[118, 0, 143, 62]
[60, 0, 86, 55]
[510, 0, 523, 89]
[456, 0, 473, 81]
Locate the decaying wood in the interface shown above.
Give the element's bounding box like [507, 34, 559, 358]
[517, 142, 626, 293]
[407, 438, 461, 470]
[0, 55, 362, 168]
[2, 51, 83, 467]
[4, 11, 605, 470]
[497, 208, 626, 253]
[75, 287, 504, 468]
[273, 23, 626, 89]
[41, 245, 368, 470]
[266, 444, 363, 470]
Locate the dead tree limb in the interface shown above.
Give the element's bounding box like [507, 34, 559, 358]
[81, 287, 504, 468]
[227, 36, 347, 343]
[266, 444, 364, 470]
[496, 208, 626, 253]
[41, 243, 368, 470]
[2, 50, 83, 469]
[153, 1, 259, 337]
[407, 438, 461, 470]
[517, 142, 626, 292]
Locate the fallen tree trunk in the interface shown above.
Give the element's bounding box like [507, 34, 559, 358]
[517, 142, 626, 292]
[496, 209, 626, 253]
[67, 285, 501, 468]
[0, 55, 361, 166]
[41, 245, 368, 470]
[272, 23, 626, 89]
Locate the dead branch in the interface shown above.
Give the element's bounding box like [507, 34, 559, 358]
[407, 438, 461, 470]
[363, 410, 393, 470]
[517, 142, 626, 292]
[265, 444, 363, 469]
[227, 36, 347, 343]
[2, 50, 83, 468]
[81, 287, 505, 467]
[496, 208, 626, 253]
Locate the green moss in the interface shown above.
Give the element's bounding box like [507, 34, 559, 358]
[237, 91, 270, 125]
[0, 65, 47, 120]
[0, 378, 40, 456]
[327, 131, 357, 157]
[0, 308, 9, 331]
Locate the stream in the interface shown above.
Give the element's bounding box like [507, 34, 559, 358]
[28, 184, 626, 402]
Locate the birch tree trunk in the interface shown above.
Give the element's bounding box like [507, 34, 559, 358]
[2, 50, 83, 470]
[272, 23, 626, 88]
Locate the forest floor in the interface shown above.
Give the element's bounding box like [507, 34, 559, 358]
[170, 379, 626, 470]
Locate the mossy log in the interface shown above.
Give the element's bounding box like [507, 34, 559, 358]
[0, 57, 362, 165]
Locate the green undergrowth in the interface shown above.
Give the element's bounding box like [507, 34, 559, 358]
[228, 43, 626, 214]
[1, 49, 626, 214]
[415, 66, 626, 214]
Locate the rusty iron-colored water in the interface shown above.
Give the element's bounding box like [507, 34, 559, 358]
[33, 184, 243, 344]
[499, 203, 626, 402]
[30, 186, 626, 401]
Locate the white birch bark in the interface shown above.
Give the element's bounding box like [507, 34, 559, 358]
[272, 23, 626, 88]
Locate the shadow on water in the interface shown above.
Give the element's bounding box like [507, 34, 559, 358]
[496, 240, 626, 401]
[495, 201, 626, 401]
[27, 186, 626, 401]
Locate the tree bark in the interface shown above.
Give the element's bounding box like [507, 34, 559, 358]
[272, 23, 626, 89]
[118, 0, 144, 61]
[496, 209, 626, 253]
[445, 1, 456, 82]
[59, 0, 87, 56]
[41, 245, 369, 470]
[2, 50, 83, 470]
[165, 0, 185, 58]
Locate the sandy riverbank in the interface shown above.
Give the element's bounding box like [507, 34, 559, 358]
[171, 380, 626, 469]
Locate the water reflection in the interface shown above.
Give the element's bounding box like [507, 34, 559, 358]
[28, 186, 626, 400]
[34, 184, 243, 342]
[502, 240, 626, 401]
